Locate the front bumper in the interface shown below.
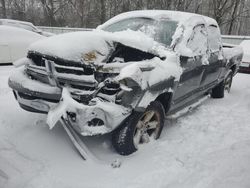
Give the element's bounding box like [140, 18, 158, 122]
[9, 67, 61, 113]
[9, 67, 132, 135]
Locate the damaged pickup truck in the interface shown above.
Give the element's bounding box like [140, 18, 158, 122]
[9, 11, 243, 156]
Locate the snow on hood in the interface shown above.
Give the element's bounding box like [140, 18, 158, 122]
[29, 30, 156, 63]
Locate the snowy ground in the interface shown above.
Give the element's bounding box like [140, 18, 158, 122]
[0, 66, 250, 188]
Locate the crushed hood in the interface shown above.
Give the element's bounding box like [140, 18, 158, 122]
[29, 30, 157, 63]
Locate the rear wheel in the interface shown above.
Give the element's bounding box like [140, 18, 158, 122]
[112, 101, 165, 155]
[211, 70, 233, 98]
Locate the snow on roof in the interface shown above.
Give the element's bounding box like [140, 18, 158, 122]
[0, 25, 43, 40]
[98, 10, 218, 29]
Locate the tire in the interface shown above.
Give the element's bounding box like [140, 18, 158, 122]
[112, 101, 165, 156]
[211, 70, 233, 99]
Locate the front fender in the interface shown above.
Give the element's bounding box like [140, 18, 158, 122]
[136, 77, 175, 109]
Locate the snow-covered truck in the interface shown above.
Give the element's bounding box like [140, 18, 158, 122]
[9, 11, 243, 156]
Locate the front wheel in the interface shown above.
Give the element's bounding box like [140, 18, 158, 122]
[112, 101, 165, 155]
[211, 70, 233, 98]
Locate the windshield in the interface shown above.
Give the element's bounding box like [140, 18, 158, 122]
[102, 17, 178, 46]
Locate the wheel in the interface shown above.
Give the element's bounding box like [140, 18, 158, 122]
[112, 101, 165, 155]
[211, 70, 233, 98]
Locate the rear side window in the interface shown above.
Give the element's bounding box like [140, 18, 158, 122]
[187, 24, 208, 56]
[207, 25, 221, 52]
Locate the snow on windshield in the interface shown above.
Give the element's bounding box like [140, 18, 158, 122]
[102, 17, 178, 46]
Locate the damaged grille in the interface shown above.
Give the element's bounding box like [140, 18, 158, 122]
[27, 52, 94, 75]
[26, 52, 121, 104]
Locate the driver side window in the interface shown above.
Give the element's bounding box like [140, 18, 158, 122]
[187, 24, 208, 56]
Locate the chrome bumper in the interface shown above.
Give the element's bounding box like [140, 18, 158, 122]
[8, 66, 61, 113]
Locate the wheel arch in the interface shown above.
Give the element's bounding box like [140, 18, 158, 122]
[135, 90, 173, 113]
[230, 64, 237, 75]
[155, 92, 173, 114]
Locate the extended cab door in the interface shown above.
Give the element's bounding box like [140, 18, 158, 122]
[172, 24, 208, 107]
[200, 25, 223, 87]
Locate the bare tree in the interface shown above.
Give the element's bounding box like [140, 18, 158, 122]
[1, 0, 7, 18]
[100, 0, 106, 24]
[1, 0, 250, 35]
[39, 0, 67, 26]
[228, 0, 241, 35]
[40, 0, 56, 26]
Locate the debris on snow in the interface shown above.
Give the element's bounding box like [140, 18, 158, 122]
[111, 159, 122, 168]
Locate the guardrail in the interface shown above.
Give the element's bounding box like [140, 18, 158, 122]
[222, 35, 250, 45]
[38, 26, 92, 34]
[38, 26, 250, 45]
